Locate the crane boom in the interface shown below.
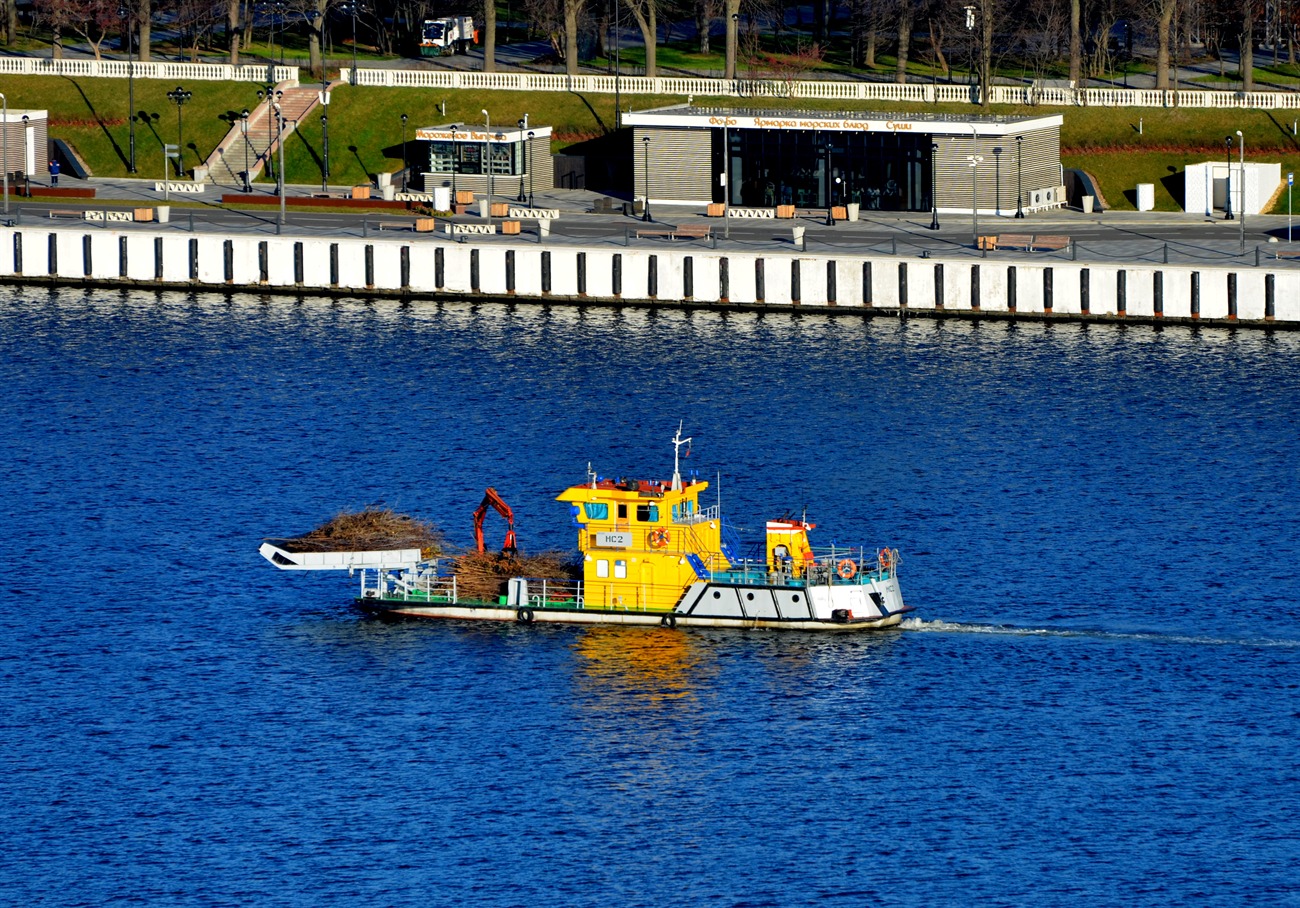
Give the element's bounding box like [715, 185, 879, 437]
[473, 487, 518, 555]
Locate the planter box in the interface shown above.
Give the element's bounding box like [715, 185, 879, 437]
[706, 202, 725, 217]
[501, 220, 521, 235]
[351, 185, 371, 200]
[414, 217, 437, 232]
[776, 204, 796, 219]
[133, 207, 154, 222]
[831, 206, 847, 220]
[490, 202, 510, 217]
[455, 190, 475, 205]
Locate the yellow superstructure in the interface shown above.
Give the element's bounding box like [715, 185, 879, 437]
[556, 474, 730, 612]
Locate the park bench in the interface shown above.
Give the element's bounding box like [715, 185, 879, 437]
[635, 223, 712, 241]
[48, 209, 81, 219]
[992, 234, 1071, 252]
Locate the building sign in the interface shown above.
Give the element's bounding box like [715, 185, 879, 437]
[707, 115, 915, 132]
[595, 532, 633, 549]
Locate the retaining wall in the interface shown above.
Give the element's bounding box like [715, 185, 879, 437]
[1, 226, 1295, 326]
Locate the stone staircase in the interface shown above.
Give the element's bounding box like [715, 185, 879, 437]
[200, 82, 326, 189]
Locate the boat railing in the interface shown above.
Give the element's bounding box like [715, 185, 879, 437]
[673, 504, 720, 525]
[519, 576, 585, 609]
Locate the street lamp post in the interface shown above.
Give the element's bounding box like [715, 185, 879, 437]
[516, 118, 527, 202]
[1224, 135, 1234, 220]
[929, 142, 939, 229]
[450, 125, 458, 203]
[1237, 129, 1245, 253]
[824, 141, 835, 225]
[167, 85, 192, 177]
[482, 109, 493, 227]
[613, 0, 621, 127]
[258, 86, 276, 181]
[119, 4, 136, 173]
[1, 93, 7, 215]
[1015, 134, 1024, 218]
[321, 114, 329, 192]
[1288, 171, 1293, 243]
[526, 130, 535, 207]
[240, 108, 251, 191]
[400, 113, 408, 191]
[274, 99, 286, 227]
[642, 136, 652, 222]
[964, 4, 977, 97]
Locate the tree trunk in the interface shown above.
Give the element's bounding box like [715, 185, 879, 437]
[4, 0, 17, 46]
[930, 19, 948, 76]
[725, 0, 740, 79]
[564, 0, 580, 74]
[138, 0, 151, 62]
[309, 0, 325, 77]
[696, 0, 709, 53]
[1068, 0, 1080, 85]
[1241, 0, 1254, 90]
[895, 1, 912, 83]
[228, 0, 240, 64]
[484, 0, 498, 72]
[53, 27, 63, 58]
[1155, 0, 1173, 90]
[979, 0, 993, 106]
[865, 29, 876, 67]
[626, 0, 657, 79]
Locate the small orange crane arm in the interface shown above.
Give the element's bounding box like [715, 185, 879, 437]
[473, 487, 519, 555]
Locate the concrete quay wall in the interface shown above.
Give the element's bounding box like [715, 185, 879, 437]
[2, 226, 1297, 326]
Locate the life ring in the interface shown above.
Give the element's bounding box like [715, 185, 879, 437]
[660, 613, 677, 629]
[517, 607, 535, 623]
[878, 548, 894, 570]
[836, 558, 857, 580]
[649, 527, 670, 548]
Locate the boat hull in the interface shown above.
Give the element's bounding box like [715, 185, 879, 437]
[355, 596, 909, 631]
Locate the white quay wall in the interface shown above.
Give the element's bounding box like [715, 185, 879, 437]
[2, 227, 1297, 325]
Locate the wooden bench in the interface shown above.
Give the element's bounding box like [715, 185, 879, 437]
[672, 223, 712, 240]
[376, 220, 417, 231]
[993, 233, 1071, 252]
[48, 209, 82, 219]
[635, 224, 712, 241]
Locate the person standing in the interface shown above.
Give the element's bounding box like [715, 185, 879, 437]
[49, 160, 60, 186]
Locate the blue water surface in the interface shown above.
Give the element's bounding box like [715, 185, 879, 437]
[2, 286, 1298, 907]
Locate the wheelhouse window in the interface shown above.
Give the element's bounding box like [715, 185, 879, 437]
[635, 504, 659, 522]
[584, 502, 609, 520]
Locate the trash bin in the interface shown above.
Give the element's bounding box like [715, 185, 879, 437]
[792, 225, 806, 247]
[155, 205, 170, 224]
[1081, 195, 1094, 214]
[846, 202, 860, 222]
[1136, 183, 1155, 212]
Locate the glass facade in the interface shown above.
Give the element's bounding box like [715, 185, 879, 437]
[713, 129, 932, 211]
[425, 139, 522, 176]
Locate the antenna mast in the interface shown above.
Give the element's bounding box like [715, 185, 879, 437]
[671, 423, 692, 491]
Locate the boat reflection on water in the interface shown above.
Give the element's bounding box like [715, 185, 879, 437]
[572, 626, 709, 706]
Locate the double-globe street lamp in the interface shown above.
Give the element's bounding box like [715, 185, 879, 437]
[929, 142, 939, 230]
[1224, 135, 1234, 220]
[526, 129, 535, 208]
[482, 109, 493, 227]
[321, 114, 329, 192]
[400, 113, 408, 191]
[642, 135, 652, 222]
[1236, 129, 1245, 253]
[516, 118, 527, 202]
[1015, 134, 1025, 218]
[2, 92, 8, 215]
[240, 108, 252, 192]
[118, 4, 136, 173]
[166, 85, 192, 177]
[257, 85, 277, 181]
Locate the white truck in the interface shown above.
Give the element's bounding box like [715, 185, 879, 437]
[420, 16, 477, 56]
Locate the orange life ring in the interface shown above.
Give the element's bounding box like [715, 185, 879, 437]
[649, 527, 670, 548]
[878, 548, 894, 569]
[837, 558, 857, 580]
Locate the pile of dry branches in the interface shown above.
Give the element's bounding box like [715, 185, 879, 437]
[276, 508, 444, 558]
[453, 550, 581, 603]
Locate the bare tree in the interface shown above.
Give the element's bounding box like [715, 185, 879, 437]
[564, 0, 582, 73]
[623, 0, 658, 77]
[483, 0, 497, 71]
[35, 0, 121, 57]
[895, 0, 913, 82]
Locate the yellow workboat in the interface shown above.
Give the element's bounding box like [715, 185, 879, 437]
[260, 429, 910, 631]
